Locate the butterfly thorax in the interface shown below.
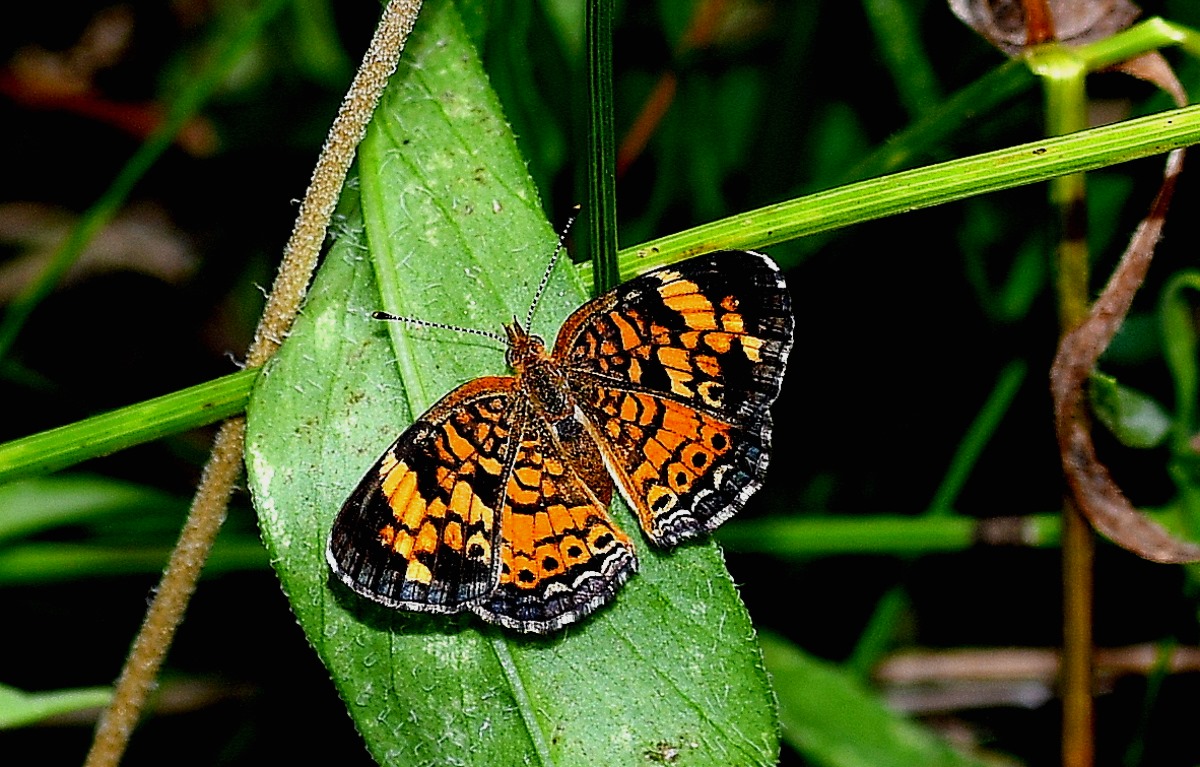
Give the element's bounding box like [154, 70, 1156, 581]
[504, 320, 573, 420]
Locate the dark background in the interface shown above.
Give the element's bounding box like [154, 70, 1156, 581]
[4, 1, 1200, 765]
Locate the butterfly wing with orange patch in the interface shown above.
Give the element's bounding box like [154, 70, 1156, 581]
[327, 377, 517, 613]
[471, 402, 637, 633]
[556, 251, 793, 545]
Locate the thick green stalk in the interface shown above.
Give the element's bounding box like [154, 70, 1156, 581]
[585, 0, 619, 294]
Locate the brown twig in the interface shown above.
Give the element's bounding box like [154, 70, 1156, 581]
[1022, 0, 1056, 46]
[81, 3, 423, 766]
[1061, 497, 1094, 767]
[877, 644, 1195, 714]
[878, 644, 1200, 685]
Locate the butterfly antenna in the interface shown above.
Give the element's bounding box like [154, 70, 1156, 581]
[371, 312, 506, 343]
[525, 204, 582, 331]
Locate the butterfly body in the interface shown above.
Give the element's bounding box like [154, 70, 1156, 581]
[328, 250, 793, 633]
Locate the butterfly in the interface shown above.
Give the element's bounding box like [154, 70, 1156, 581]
[327, 242, 793, 634]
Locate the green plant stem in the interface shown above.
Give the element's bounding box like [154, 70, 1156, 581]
[585, 0, 619, 294]
[718, 514, 1054, 555]
[861, 0, 941, 118]
[718, 507, 1188, 558]
[1037, 50, 1091, 327]
[9, 103, 1200, 480]
[0, 684, 114, 729]
[0, 476, 182, 543]
[844, 60, 1033, 185]
[928, 360, 1028, 514]
[1079, 17, 1200, 68]
[849, 17, 1200, 188]
[604, 103, 1200, 280]
[0, 369, 257, 486]
[0, 540, 268, 584]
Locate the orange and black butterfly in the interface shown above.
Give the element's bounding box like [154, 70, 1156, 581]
[327, 242, 793, 634]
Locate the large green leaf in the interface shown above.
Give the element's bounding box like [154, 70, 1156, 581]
[244, 2, 778, 765]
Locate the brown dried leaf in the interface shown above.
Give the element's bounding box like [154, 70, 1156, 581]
[949, 0, 1141, 54]
[1050, 149, 1200, 563]
[1047, 42, 1197, 563]
[1116, 51, 1187, 108]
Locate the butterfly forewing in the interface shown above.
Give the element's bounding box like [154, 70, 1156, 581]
[555, 251, 793, 546]
[327, 377, 517, 613]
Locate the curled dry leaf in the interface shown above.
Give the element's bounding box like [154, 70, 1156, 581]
[1050, 149, 1200, 563]
[948, 0, 1141, 54]
[1115, 51, 1188, 107]
[1048, 44, 1199, 563]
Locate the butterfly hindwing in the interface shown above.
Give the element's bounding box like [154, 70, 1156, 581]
[557, 251, 794, 545]
[471, 405, 637, 633]
[572, 382, 763, 545]
[327, 378, 517, 613]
